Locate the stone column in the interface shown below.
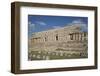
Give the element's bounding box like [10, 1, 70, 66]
[77, 33, 79, 40]
[75, 33, 76, 40]
[74, 33, 76, 40]
[75, 33, 77, 40]
[80, 33, 82, 40]
[82, 33, 83, 40]
[76, 33, 78, 40]
[79, 33, 80, 41]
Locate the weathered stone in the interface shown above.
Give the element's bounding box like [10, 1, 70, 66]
[29, 25, 88, 59]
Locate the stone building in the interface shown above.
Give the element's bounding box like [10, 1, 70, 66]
[28, 24, 88, 60]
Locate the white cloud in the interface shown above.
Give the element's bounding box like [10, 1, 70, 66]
[52, 26, 62, 29]
[72, 19, 84, 24]
[71, 20, 87, 27]
[28, 21, 36, 33]
[71, 19, 88, 32]
[36, 21, 47, 26]
[28, 21, 35, 28]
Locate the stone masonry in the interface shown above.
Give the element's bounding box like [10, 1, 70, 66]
[28, 24, 88, 60]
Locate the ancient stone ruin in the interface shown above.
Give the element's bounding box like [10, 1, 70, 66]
[28, 24, 88, 60]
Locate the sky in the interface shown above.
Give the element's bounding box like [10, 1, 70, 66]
[28, 15, 88, 37]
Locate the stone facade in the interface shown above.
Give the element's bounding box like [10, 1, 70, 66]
[28, 25, 88, 60]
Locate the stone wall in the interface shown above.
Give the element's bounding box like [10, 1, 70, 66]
[30, 25, 87, 46]
[28, 25, 88, 60]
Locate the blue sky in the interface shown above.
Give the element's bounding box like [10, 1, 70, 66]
[28, 15, 88, 37]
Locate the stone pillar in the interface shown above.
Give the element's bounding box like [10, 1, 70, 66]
[77, 33, 79, 40]
[73, 33, 75, 40]
[79, 33, 80, 41]
[80, 33, 82, 40]
[74, 33, 76, 40]
[75, 33, 77, 40]
[76, 33, 78, 40]
[75, 33, 76, 40]
[82, 33, 84, 41]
